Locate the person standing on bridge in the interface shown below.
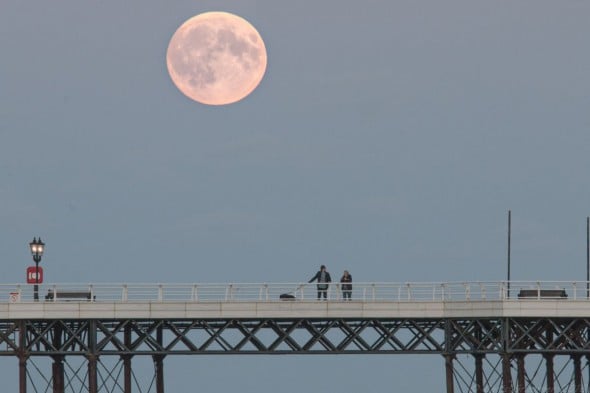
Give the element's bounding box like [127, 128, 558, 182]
[309, 265, 332, 300]
[340, 270, 352, 300]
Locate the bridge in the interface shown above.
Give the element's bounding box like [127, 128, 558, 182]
[2, 281, 590, 392]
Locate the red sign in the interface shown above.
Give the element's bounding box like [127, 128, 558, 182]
[26, 266, 44, 284]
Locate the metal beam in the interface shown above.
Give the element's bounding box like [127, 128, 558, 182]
[3, 315, 590, 392]
[444, 354, 454, 393]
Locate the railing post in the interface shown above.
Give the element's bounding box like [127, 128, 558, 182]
[158, 284, 163, 302]
[227, 284, 233, 301]
[122, 284, 128, 302]
[192, 284, 198, 302]
[89, 284, 94, 302]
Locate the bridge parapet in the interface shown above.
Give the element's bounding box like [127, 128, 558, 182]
[0, 281, 587, 303]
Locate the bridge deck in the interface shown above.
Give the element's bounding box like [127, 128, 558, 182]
[2, 300, 590, 320]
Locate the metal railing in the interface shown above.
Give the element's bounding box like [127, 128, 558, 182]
[0, 281, 587, 303]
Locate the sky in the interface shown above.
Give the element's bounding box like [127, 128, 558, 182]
[1, 0, 590, 391]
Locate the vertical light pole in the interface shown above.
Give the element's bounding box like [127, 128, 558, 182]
[507, 210, 511, 299]
[29, 237, 45, 301]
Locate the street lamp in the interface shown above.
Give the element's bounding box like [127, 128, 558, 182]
[29, 237, 45, 301]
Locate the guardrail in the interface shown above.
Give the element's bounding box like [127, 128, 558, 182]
[1, 281, 588, 303]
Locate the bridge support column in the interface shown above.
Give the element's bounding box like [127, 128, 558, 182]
[87, 354, 98, 393]
[87, 320, 98, 393]
[18, 353, 27, 393]
[444, 354, 454, 393]
[154, 355, 165, 393]
[545, 326, 554, 393]
[123, 355, 132, 393]
[474, 354, 483, 393]
[155, 324, 165, 393]
[124, 324, 132, 393]
[502, 316, 513, 393]
[502, 354, 513, 393]
[52, 323, 64, 393]
[18, 320, 28, 393]
[52, 356, 64, 393]
[516, 355, 525, 393]
[544, 354, 555, 393]
[573, 355, 582, 393]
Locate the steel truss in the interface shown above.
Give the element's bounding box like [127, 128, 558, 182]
[2, 317, 590, 392]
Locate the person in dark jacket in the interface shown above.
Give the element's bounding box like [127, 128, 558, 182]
[340, 270, 352, 300]
[309, 265, 332, 300]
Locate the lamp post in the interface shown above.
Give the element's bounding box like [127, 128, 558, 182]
[507, 210, 511, 299]
[29, 237, 45, 301]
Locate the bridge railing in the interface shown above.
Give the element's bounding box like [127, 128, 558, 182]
[0, 281, 588, 303]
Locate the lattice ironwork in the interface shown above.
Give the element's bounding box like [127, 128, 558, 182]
[3, 317, 590, 392]
[450, 353, 590, 393]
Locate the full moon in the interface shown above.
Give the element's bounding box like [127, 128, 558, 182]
[166, 12, 267, 106]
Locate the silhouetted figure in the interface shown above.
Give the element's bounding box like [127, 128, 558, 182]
[309, 265, 332, 300]
[340, 270, 352, 300]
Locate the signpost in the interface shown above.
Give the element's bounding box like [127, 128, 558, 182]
[27, 266, 43, 284]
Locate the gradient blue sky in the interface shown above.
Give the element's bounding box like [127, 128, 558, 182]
[1, 0, 589, 391]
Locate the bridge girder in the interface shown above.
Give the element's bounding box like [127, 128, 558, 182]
[2, 317, 590, 356]
[3, 317, 590, 392]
